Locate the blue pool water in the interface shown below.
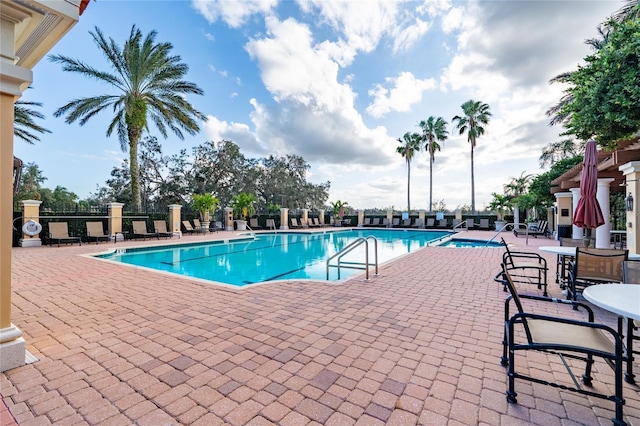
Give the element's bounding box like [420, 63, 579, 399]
[439, 238, 502, 248]
[96, 229, 452, 287]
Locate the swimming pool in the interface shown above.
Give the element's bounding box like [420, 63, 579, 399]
[96, 229, 453, 287]
[439, 238, 502, 248]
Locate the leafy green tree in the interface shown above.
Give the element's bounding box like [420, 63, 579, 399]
[526, 156, 584, 214]
[452, 100, 491, 213]
[396, 132, 422, 212]
[559, 18, 640, 147]
[51, 25, 206, 211]
[504, 172, 533, 198]
[418, 116, 448, 212]
[15, 162, 47, 201]
[329, 200, 349, 218]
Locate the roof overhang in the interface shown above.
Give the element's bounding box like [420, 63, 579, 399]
[2, 0, 81, 70]
[551, 138, 640, 194]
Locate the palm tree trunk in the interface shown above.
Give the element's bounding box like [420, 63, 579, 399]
[407, 161, 411, 212]
[470, 144, 475, 214]
[429, 156, 433, 213]
[128, 128, 142, 211]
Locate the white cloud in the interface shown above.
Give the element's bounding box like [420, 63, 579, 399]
[191, 0, 277, 28]
[367, 72, 436, 118]
[202, 115, 265, 155]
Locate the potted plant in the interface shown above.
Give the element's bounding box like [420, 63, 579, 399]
[329, 200, 349, 226]
[231, 192, 257, 230]
[489, 192, 512, 232]
[192, 193, 219, 229]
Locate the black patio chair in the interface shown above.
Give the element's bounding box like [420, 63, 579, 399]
[500, 238, 548, 296]
[495, 266, 626, 426]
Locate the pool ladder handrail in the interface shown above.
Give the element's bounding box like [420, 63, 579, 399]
[244, 223, 257, 239]
[326, 236, 379, 281]
[486, 222, 530, 245]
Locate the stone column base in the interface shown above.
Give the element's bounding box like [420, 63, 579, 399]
[0, 324, 26, 372]
[19, 238, 42, 247]
[280, 226, 289, 230]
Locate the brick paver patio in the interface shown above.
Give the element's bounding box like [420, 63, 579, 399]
[1, 230, 639, 425]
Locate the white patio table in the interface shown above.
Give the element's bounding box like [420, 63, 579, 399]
[583, 283, 640, 384]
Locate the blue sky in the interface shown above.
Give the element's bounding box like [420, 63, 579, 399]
[15, 0, 620, 211]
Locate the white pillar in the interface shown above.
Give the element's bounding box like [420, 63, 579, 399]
[513, 204, 520, 229]
[280, 208, 289, 230]
[318, 209, 325, 225]
[569, 187, 583, 240]
[301, 208, 309, 228]
[357, 210, 364, 227]
[595, 178, 614, 249]
[620, 161, 640, 255]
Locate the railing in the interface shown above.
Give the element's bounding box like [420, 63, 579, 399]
[452, 221, 467, 232]
[326, 236, 379, 281]
[486, 222, 533, 245]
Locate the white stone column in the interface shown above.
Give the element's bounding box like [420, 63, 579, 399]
[513, 204, 520, 229]
[318, 209, 325, 225]
[569, 187, 583, 240]
[620, 161, 640, 255]
[386, 210, 393, 228]
[280, 208, 289, 230]
[595, 178, 614, 249]
[301, 208, 309, 228]
[357, 210, 364, 227]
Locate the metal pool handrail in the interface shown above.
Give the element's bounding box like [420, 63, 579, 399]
[326, 235, 379, 281]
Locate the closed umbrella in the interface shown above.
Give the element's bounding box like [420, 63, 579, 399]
[573, 139, 604, 246]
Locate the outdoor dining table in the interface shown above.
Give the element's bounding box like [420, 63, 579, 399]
[538, 246, 640, 287]
[583, 284, 640, 384]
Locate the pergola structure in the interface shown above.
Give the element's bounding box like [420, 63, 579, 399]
[1, 0, 87, 372]
[549, 138, 640, 252]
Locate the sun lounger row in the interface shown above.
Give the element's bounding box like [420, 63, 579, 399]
[44, 219, 178, 246]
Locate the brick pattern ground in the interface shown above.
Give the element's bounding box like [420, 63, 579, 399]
[1, 230, 639, 425]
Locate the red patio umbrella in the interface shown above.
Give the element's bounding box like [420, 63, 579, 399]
[573, 140, 604, 237]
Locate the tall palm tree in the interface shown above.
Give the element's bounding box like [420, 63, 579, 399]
[51, 25, 207, 210]
[396, 132, 421, 212]
[452, 99, 491, 214]
[418, 116, 448, 213]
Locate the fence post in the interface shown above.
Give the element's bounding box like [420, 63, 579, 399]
[168, 204, 182, 237]
[108, 202, 125, 241]
[224, 207, 234, 231]
[19, 200, 42, 247]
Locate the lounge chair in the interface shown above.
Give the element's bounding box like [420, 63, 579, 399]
[212, 221, 224, 232]
[47, 222, 82, 247]
[192, 219, 209, 233]
[479, 218, 490, 230]
[425, 218, 435, 228]
[411, 218, 424, 229]
[266, 219, 276, 230]
[249, 218, 263, 230]
[131, 221, 159, 240]
[513, 221, 551, 238]
[371, 218, 381, 227]
[153, 220, 174, 239]
[401, 218, 411, 227]
[437, 219, 447, 228]
[86, 221, 111, 244]
[290, 218, 302, 229]
[382, 218, 390, 228]
[391, 218, 401, 228]
[182, 220, 197, 234]
[465, 218, 474, 229]
[452, 218, 461, 228]
[494, 267, 626, 426]
[362, 217, 372, 227]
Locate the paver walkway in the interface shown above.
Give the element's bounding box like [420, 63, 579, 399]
[1, 230, 639, 425]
